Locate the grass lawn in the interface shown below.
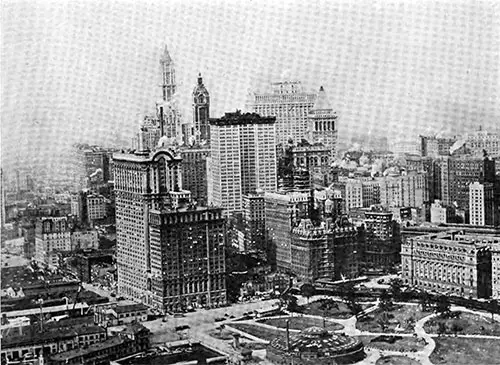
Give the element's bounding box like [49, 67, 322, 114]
[357, 304, 431, 334]
[356, 335, 425, 352]
[424, 312, 500, 336]
[229, 323, 286, 342]
[430, 337, 500, 365]
[298, 299, 372, 319]
[258, 316, 344, 331]
[376, 355, 421, 365]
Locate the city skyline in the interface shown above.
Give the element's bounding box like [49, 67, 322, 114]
[2, 0, 500, 180]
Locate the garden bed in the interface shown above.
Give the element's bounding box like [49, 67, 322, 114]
[258, 316, 344, 331]
[430, 337, 500, 364]
[356, 335, 425, 352]
[424, 311, 500, 336]
[376, 355, 421, 365]
[357, 304, 431, 333]
[298, 298, 372, 319]
[228, 323, 286, 342]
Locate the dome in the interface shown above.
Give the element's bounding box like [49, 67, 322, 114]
[267, 326, 364, 364]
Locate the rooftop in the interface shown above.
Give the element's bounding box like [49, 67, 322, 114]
[113, 303, 149, 314]
[50, 336, 125, 361]
[209, 111, 276, 126]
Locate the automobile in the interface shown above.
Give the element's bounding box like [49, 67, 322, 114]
[110, 293, 116, 297]
[117, 296, 125, 301]
[173, 313, 185, 318]
[230, 315, 235, 319]
[377, 279, 385, 284]
[214, 317, 225, 322]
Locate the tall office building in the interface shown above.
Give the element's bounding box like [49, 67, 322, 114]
[242, 193, 266, 254]
[113, 146, 226, 309]
[308, 86, 338, 158]
[180, 145, 210, 206]
[207, 111, 277, 215]
[35, 217, 71, 267]
[440, 156, 496, 212]
[248, 81, 316, 146]
[470, 182, 496, 226]
[192, 73, 211, 143]
[363, 211, 399, 270]
[264, 191, 310, 271]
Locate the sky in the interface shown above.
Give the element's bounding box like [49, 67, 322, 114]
[1, 0, 499, 182]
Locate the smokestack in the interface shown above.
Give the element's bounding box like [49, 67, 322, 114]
[286, 319, 290, 351]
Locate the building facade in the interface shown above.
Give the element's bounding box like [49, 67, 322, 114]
[290, 218, 359, 283]
[265, 191, 310, 271]
[248, 81, 316, 146]
[363, 211, 399, 271]
[180, 145, 210, 207]
[207, 111, 277, 215]
[35, 217, 71, 267]
[113, 146, 226, 310]
[308, 86, 338, 158]
[440, 156, 496, 213]
[149, 206, 226, 311]
[242, 193, 266, 254]
[86, 194, 106, 222]
[402, 232, 493, 298]
[469, 181, 496, 226]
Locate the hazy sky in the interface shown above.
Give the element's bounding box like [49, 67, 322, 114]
[1, 0, 499, 178]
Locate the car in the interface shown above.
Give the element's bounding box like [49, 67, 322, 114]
[173, 313, 185, 318]
[214, 317, 225, 322]
[110, 293, 116, 297]
[377, 279, 385, 284]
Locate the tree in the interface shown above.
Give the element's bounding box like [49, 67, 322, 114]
[379, 289, 393, 312]
[450, 321, 463, 337]
[419, 291, 430, 312]
[300, 283, 316, 303]
[389, 278, 403, 301]
[437, 322, 447, 337]
[377, 311, 390, 332]
[436, 295, 451, 318]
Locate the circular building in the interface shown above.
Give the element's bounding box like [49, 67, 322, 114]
[267, 326, 364, 365]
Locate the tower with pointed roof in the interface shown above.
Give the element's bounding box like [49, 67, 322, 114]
[160, 45, 176, 102]
[192, 73, 210, 143]
[156, 45, 181, 143]
[308, 86, 338, 158]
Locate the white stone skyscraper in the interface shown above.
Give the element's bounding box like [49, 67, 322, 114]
[247, 81, 316, 146]
[207, 111, 277, 215]
[469, 181, 496, 226]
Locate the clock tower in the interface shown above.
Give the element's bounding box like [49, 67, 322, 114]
[192, 73, 210, 143]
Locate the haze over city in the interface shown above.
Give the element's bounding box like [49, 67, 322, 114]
[2, 0, 499, 181]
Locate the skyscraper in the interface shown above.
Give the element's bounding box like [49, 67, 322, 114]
[113, 146, 226, 309]
[470, 182, 496, 226]
[308, 86, 338, 158]
[440, 156, 496, 212]
[248, 81, 316, 146]
[192, 73, 211, 143]
[207, 111, 277, 215]
[180, 145, 210, 206]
